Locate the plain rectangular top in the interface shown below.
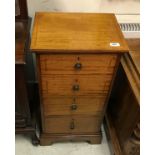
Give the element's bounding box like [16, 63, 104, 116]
[31, 12, 129, 53]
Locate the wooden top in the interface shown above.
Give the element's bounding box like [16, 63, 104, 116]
[31, 12, 129, 53]
[15, 20, 29, 64]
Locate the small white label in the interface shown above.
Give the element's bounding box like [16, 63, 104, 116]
[110, 42, 120, 47]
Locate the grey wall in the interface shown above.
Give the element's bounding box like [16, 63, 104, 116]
[27, 0, 140, 28]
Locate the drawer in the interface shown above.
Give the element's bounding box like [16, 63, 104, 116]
[40, 54, 117, 75]
[44, 116, 102, 134]
[41, 74, 112, 96]
[42, 96, 106, 116]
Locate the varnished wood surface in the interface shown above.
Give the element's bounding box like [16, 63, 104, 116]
[40, 133, 102, 145]
[43, 96, 106, 116]
[106, 38, 140, 155]
[126, 39, 140, 52]
[40, 54, 116, 97]
[106, 63, 140, 155]
[36, 54, 121, 144]
[15, 0, 28, 20]
[121, 39, 140, 104]
[31, 13, 129, 145]
[15, 20, 29, 64]
[129, 50, 140, 74]
[15, 0, 39, 144]
[126, 39, 140, 74]
[41, 74, 112, 96]
[109, 65, 140, 144]
[44, 116, 102, 134]
[15, 65, 31, 126]
[31, 12, 129, 53]
[121, 54, 140, 104]
[40, 54, 117, 75]
[104, 114, 123, 155]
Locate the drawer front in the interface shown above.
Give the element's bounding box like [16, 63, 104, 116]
[40, 54, 117, 75]
[41, 74, 112, 96]
[44, 116, 102, 134]
[43, 96, 106, 116]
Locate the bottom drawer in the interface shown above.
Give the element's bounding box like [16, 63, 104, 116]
[44, 116, 102, 134]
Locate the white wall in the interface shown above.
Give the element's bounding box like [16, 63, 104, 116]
[27, 0, 140, 24]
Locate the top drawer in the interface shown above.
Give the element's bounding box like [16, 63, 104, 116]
[40, 54, 117, 75]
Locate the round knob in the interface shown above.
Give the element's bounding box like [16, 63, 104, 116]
[72, 85, 80, 91]
[71, 104, 77, 110]
[74, 63, 82, 70]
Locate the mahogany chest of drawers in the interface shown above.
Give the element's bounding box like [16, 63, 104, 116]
[31, 12, 129, 145]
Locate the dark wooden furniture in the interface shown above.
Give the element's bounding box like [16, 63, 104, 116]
[105, 39, 140, 155]
[15, 0, 39, 145]
[30, 12, 129, 145]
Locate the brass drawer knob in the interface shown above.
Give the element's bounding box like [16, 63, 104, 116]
[72, 85, 80, 91]
[70, 120, 75, 129]
[71, 104, 77, 110]
[74, 63, 82, 70]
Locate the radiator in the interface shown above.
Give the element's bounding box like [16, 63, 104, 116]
[119, 23, 140, 38]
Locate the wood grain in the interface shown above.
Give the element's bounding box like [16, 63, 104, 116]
[121, 54, 140, 104]
[42, 96, 106, 116]
[41, 74, 112, 96]
[44, 116, 102, 134]
[40, 133, 102, 145]
[15, 1, 39, 144]
[104, 114, 123, 155]
[30, 12, 129, 145]
[31, 12, 129, 53]
[15, 20, 28, 64]
[106, 39, 140, 155]
[40, 54, 117, 75]
[15, 0, 28, 20]
[126, 39, 140, 75]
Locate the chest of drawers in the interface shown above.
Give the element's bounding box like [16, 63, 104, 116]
[31, 12, 129, 145]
